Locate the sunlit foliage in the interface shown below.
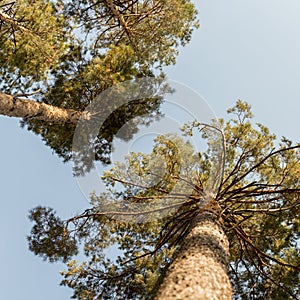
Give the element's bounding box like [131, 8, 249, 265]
[0, 0, 199, 163]
[28, 101, 300, 299]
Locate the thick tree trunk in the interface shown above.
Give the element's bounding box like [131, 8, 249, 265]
[0, 92, 89, 123]
[155, 210, 233, 300]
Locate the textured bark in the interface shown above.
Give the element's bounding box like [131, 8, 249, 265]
[0, 92, 89, 123]
[155, 210, 233, 300]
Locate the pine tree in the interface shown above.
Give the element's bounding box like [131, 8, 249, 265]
[28, 101, 300, 299]
[0, 0, 199, 163]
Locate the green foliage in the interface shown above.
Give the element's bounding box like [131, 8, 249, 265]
[6, 1, 297, 298]
[21, 45, 163, 166]
[0, 0, 70, 90]
[218, 101, 300, 299]
[65, 0, 199, 67]
[27, 101, 300, 299]
[28, 206, 78, 262]
[1, 0, 199, 164]
[58, 215, 175, 300]
[102, 134, 201, 202]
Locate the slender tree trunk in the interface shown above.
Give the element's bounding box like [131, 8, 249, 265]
[155, 210, 233, 300]
[0, 92, 89, 123]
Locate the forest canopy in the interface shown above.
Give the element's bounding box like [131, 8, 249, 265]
[0, 0, 199, 164]
[1, 1, 299, 299]
[28, 101, 300, 299]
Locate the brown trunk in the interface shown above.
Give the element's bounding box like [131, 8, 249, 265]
[155, 210, 233, 300]
[0, 92, 89, 123]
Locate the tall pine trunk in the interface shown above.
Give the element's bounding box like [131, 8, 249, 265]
[0, 92, 88, 123]
[155, 210, 233, 300]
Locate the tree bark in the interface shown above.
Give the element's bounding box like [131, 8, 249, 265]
[0, 92, 89, 123]
[155, 210, 233, 300]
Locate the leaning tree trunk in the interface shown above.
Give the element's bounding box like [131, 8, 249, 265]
[155, 210, 233, 300]
[0, 92, 89, 123]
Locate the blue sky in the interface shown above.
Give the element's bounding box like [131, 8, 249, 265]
[0, 1, 299, 299]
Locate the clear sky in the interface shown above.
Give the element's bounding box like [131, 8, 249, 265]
[0, 1, 299, 299]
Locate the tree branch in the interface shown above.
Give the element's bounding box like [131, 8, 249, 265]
[0, 10, 30, 33]
[0, 92, 90, 123]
